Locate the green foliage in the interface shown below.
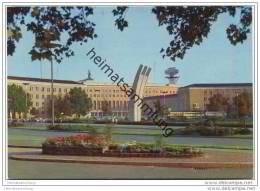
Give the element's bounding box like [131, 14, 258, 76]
[30, 107, 39, 116]
[207, 93, 229, 112]
[69, 87, 92, 118]
[154, 135, 164, 149]
[87, 126, 98, 136]
[112, 6, 129, 31]
[174, 125, 252, 136]
[103, 126, 113, 143]
[47, 124, 92, 131]
[7, 6, 97, 63]
[152, 6, 252, 61]
[101, 100, 112, 116]
[8, 6, 251, 63]
[153, 99, 170, 118]
[8, 84, 32, 118]
[46, 95, 72, 118]
[233, 92, 253, 117]
[233, 128, 251, 135]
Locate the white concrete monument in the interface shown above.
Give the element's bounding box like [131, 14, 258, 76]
[129, 64, 152, 121]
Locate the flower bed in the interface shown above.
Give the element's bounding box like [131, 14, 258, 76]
[42, 134, 203, 158]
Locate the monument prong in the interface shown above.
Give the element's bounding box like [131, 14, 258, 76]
[129, 64, 152, 122]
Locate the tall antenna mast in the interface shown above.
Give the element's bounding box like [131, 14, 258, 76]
[165, 67, 180, 84]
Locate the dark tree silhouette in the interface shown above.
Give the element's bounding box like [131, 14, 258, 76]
[233, 92, 253, 117]
[207, 93, 229, 112]
[151, 6, 252, 61]
[7, 6, 252, 62]
[8, 84, 32, 118]
[69, 87, 92, 118]
[7, 6, 97, 63]
[46, 95, 72, 118]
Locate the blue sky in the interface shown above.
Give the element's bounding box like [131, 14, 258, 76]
[7, 6, 253, 86]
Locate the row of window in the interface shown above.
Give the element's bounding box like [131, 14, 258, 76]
[89, 94, 128, 98]
[91, 112, 128, 117]
[204, 89, 243, 95]
[85, 89, 175, 94]
[31, 94, 51, 99]
[29, 86, 69, 93]
[92, 100, 128, 110]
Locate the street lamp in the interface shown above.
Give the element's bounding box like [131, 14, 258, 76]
[35, 28, 60, 126]
[23, 82, 29, 119]
[162, 91, 167, 119]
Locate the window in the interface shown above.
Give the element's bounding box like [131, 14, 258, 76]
[64, 89, 67, 93]
[36, 87, 39, 91]
[42, 87, 44, 92]
[36, 102, 39, 107]
[36, 94, 39, 99]
[47, 88, 50, 92]
[59, 88, 62, 93]
[30, 87, 33, 91]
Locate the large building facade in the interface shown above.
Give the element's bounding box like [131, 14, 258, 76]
[144, 83, 253, 115]
[7, 76, 178, 118]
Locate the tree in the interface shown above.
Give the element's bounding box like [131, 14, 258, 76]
[7, 6, 97, 63]
[233, 92, 252, 117]
[69, 87, 92, 118]
[7, 6, 251, 63]
[151, 6, 252, 61]
[8, 84, 32, 119]
[30, 107, 39, 117]
[46, 95, 72, 118]
[153, 99, 170, 118]
[101, 100, 112, 117]
[207, 94, 229, 112]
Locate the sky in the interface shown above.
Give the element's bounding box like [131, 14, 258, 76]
[7, 6, 253, 86]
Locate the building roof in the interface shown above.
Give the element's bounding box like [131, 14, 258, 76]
[144, 94, 177, 100]
[183, 83, 253, 88]
[8, 76, 82, 85]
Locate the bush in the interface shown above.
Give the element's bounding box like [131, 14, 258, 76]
[174, 125, 252, 136]
[47, 124, 65, 130]
[47, 124, 92, 131]
[234, 128, 252, 135]
[8, 122, 24, 127]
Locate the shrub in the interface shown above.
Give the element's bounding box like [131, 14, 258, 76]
[47, 124, 65, 130]
[8, 122, 24, 127]
[234, 128, 252, 135]
[103, 126, 113, 143]
[43, 134, 107, 147]
[47, 124, 92, 131]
